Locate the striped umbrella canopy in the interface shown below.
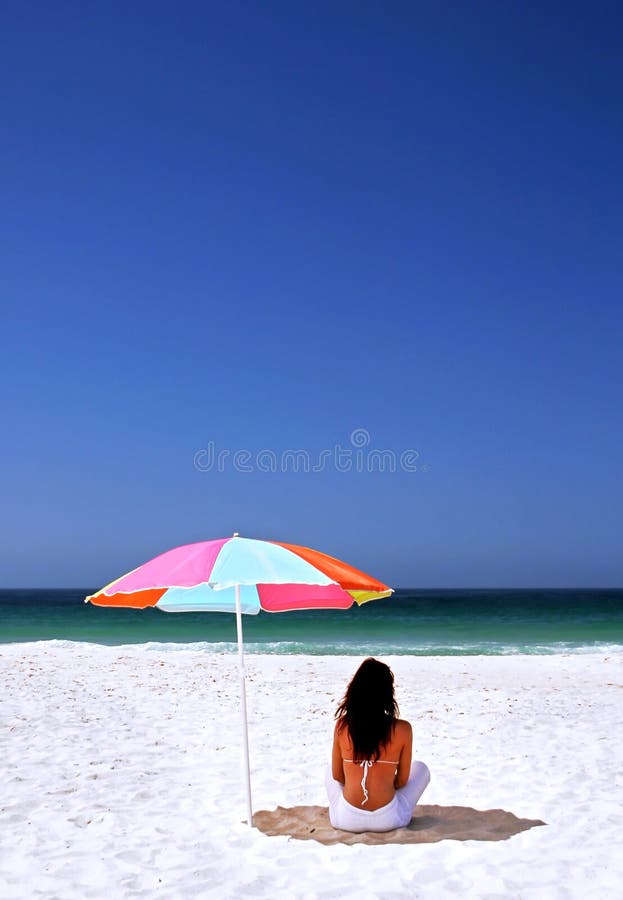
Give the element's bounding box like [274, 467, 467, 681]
[86, 533, 392, 612]
[85, 533, 393, 824]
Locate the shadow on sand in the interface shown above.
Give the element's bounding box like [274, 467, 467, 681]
[253, 804, 546, 845]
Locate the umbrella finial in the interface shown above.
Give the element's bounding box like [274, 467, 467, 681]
[233, 532, 240, 537]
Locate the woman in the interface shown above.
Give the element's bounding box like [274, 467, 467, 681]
[325, 657, 430, 832]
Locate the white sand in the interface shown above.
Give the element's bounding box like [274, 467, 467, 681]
[1, 645, 622, 899]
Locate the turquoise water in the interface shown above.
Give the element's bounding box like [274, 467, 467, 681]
[1, 588, 622, 655]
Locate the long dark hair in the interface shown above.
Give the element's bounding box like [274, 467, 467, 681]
[335, 658, 399, 761]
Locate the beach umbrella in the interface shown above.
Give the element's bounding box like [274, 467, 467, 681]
[85, 533, 393, 824]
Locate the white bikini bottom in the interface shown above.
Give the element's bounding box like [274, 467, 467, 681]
[325, 761, 430, 833]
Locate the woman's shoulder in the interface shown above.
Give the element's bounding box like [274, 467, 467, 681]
[393, 718, 412, 738]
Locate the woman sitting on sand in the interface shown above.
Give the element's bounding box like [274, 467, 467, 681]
[325, 657, 430, 832]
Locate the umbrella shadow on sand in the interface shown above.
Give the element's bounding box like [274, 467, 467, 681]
[253, 804, 546, 845]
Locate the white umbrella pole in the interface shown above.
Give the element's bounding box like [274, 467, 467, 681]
[235, 583, 253, 826]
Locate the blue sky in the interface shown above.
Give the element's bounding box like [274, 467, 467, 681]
[2, 2, 622, 588]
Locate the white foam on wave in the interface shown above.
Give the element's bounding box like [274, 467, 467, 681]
[3, 637, 623, 656]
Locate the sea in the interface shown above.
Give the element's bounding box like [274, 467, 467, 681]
[1, 588, 622, 656]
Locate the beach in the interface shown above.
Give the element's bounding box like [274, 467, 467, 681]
[1, 645, 622, 899]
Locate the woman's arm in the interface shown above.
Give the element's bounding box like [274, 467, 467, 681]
[394, 720, 413, 789]
[332, 722, 345, 784]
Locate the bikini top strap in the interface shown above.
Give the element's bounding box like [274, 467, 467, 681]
[342, 758, 400, 806]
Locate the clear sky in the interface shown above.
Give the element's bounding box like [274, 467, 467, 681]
[2, 2, 622, 588]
